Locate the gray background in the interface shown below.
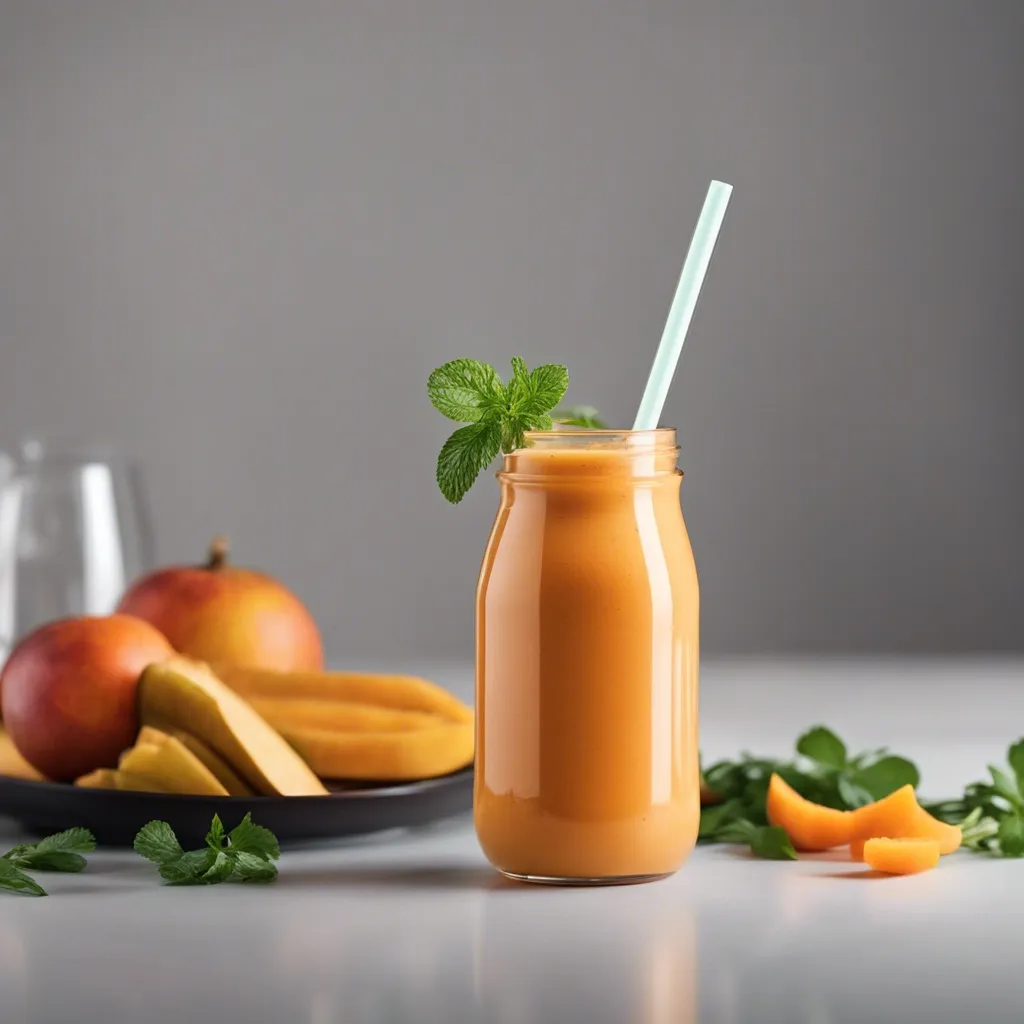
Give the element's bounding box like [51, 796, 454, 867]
[1, 1, 1021, 660]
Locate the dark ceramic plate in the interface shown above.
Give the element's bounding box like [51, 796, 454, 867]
[0, 768, 474, 847]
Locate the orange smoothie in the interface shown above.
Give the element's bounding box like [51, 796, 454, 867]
[474, 429, 700, 883]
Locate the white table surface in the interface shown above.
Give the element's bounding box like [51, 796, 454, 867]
[2, 657, 1022, 1024]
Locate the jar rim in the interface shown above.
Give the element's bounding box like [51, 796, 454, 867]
[522, 427, 677, 451]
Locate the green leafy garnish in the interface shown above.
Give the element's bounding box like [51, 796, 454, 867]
[1, 827, 97, 896]
[133, 813, 281, 885]
[699, 726, 921, 858]
[429, 358, 604, 503]
[922, 739, 1024, 857]
[702, 729, 1024, 861]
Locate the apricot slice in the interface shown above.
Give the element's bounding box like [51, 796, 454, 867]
[766, 773, 855, 850]
[862, 838, 941, 875]
[852, 784, 961, 855]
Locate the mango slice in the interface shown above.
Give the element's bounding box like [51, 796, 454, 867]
[169, 730, 254, 796]
[862, 837, 941, 875]
[119, 731, 230, 796]
[278, 720, 475, 781]
[75, 767, 167, 792]
[0, 726, 44, 781]
[250, 698, 440, 734]
[216, 665, 473, 724]
[766, 773, 856, 850]
[851, 784, 962, 855]
[138, 657, 328, 796]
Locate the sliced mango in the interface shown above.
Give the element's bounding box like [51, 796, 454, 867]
[138, 657, 328, 796]
[766, 773, 855, 850]
[170, 730, 253, 796]
[216, 665, 473, 724]
[251, 698, 440, 734]
[75, 768, 165, 792]
[278, 720, 474, 781]
[119, 732, 230, 796]
[862, 837, 941, 875]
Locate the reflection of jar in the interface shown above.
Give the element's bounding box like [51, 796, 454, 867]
[475, 429, 700, 883]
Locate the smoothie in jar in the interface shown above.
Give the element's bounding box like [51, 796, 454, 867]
[474, 429, 699, 883]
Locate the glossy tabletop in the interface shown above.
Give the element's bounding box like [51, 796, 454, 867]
[2, 658, 1022, 1024]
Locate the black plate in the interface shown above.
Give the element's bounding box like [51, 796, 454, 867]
[0, 769, 473, 847]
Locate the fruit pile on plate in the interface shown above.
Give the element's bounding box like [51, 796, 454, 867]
[0, 539, 473, 796]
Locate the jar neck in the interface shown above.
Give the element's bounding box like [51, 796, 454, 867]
[499, 429, 680, 483]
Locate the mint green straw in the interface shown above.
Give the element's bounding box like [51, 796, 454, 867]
[633, 180, 733, 430]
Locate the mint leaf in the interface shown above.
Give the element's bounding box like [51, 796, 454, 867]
[796, 726, 847, 769]
[229, 813, 280, 861]
[29, 828, 96, 856]
[202, 851, 235, 884]
[4, 827, 96, 873]
[552, 405, 607, 428]
[427, 359, 504, 423]
[749, 825, 798, 861]
[522, 364, 569, 417]
[997, 815, 1024, 858]
[1008, 740, 1024, 789]
[436, 420, 502, 504]
[159, 848, 218, 885]
[206, 814, 226, 851]
[0, 858, 47, 897]
[850, 756, 920, 800]
[134, 821, 185, 865]
[13, 851, 87, 873]
[233, 851, 278, 883]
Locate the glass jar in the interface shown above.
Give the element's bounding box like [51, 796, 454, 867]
[474, 429, 699, 884]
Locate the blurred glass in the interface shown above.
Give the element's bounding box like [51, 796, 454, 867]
[0, 440, 155, 663]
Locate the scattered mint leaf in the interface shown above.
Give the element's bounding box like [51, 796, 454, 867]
[233, 851, 278, 883]
[3, 827, 96, 873]
[134, 821, 185, 865]
[229, 813, 280, 861]
[850, 756, 920, 800]
[436, 421, 502, 504]
[202, 851, 235, 884]
[996, 815, 1024, 858]
[796, 726, 847, 770]
[134, 814, 282, 887]
[0, 857, 47, 897]
[552, 405, 607, 428]
[427, 359, 504, 423]
[159, 848, 218, 885]
[206, 814, 226, 851]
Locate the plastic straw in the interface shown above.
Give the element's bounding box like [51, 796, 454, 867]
[632, 180, 733, 430]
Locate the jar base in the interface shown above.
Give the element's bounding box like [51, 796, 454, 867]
[499, 869, 674, 887]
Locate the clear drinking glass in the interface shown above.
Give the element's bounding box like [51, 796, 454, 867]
[0, 440, 155, 663]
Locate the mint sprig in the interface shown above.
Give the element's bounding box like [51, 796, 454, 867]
[428, 358, 571, 503]
[134, 813, 281, 885]
[1, 827, 97, 896]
